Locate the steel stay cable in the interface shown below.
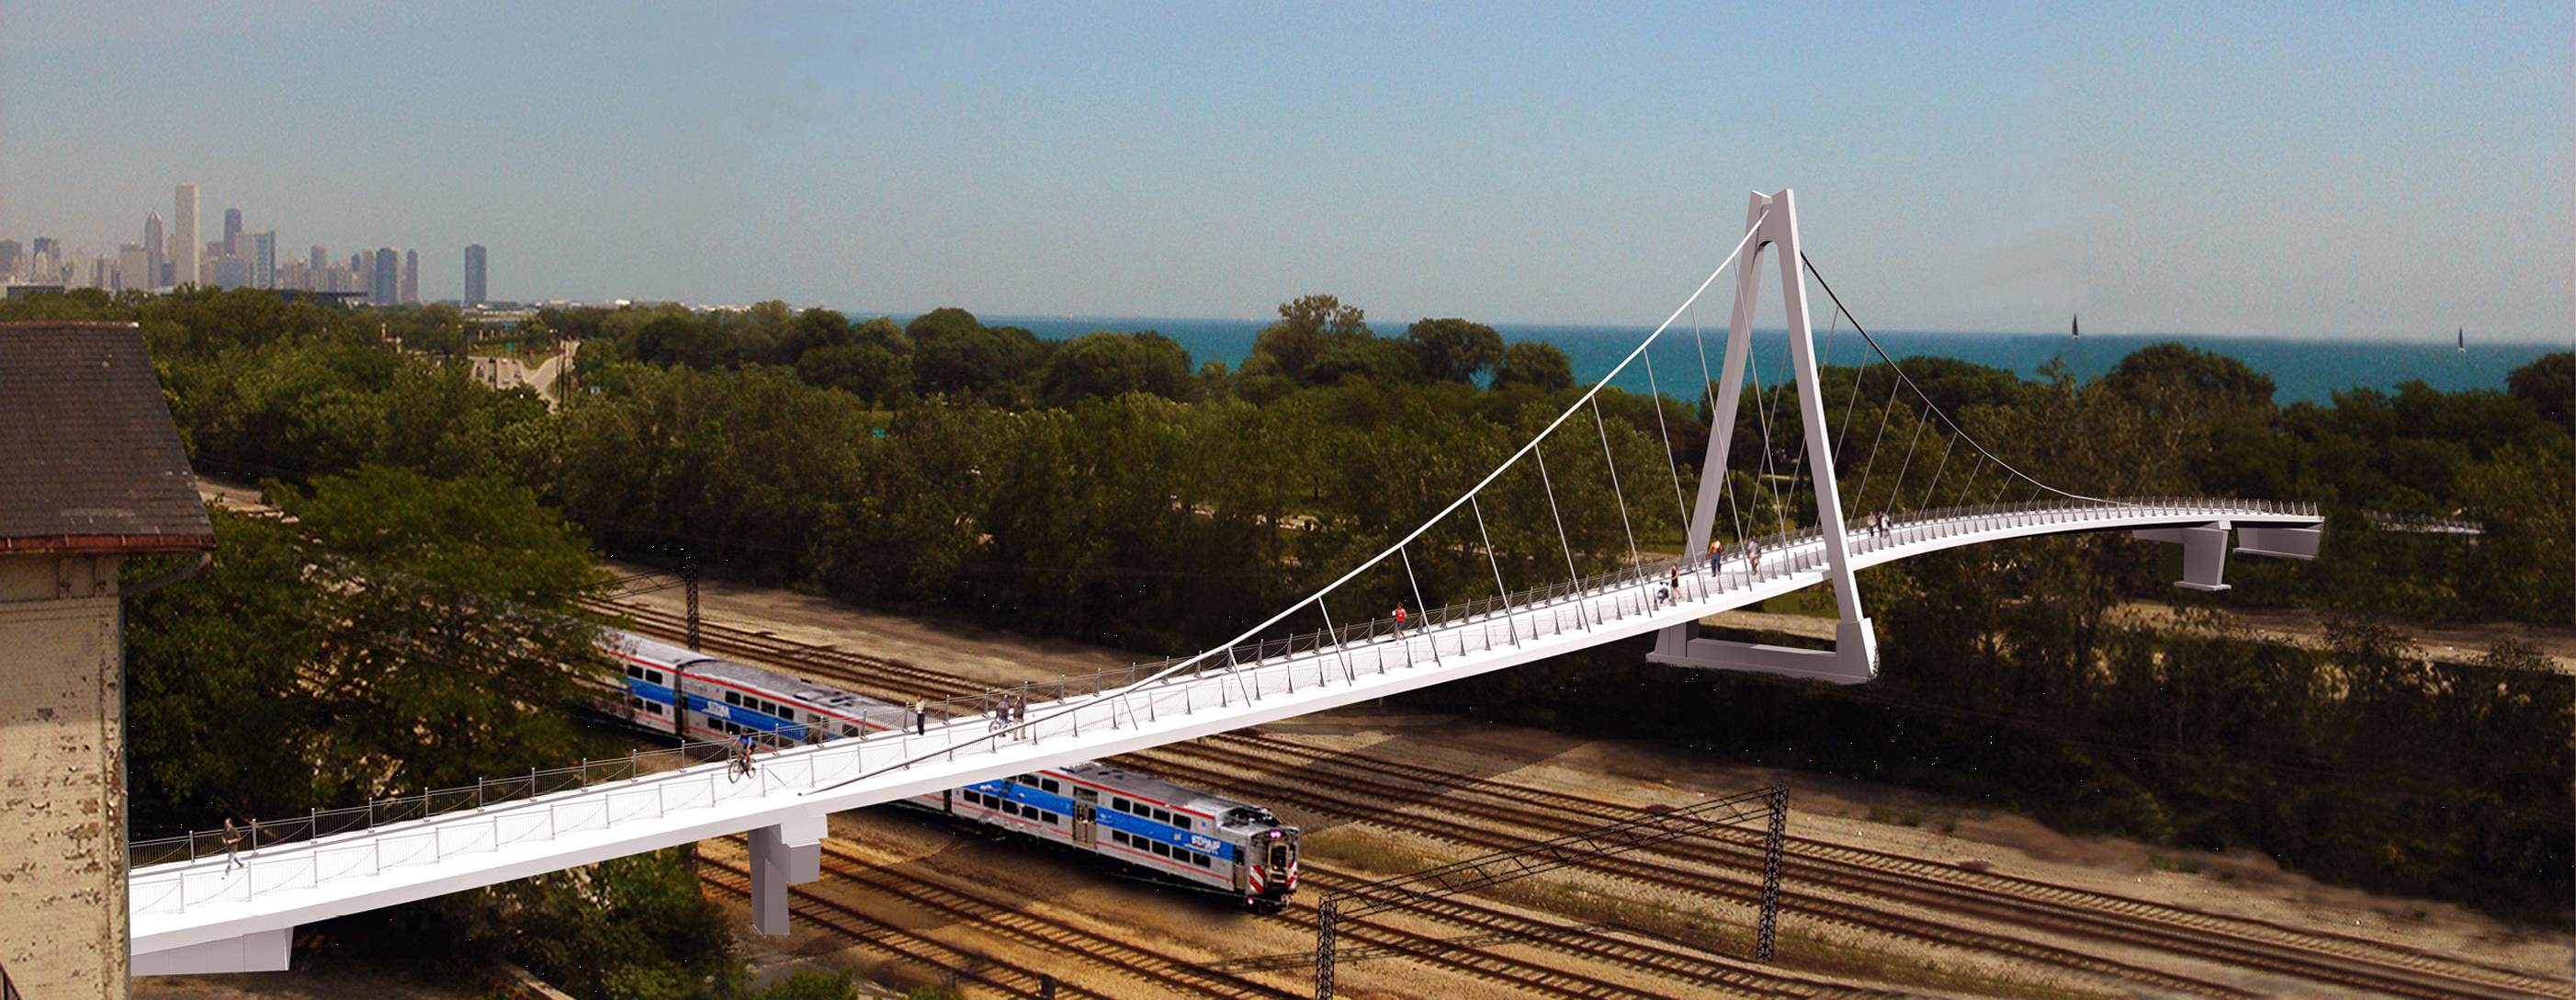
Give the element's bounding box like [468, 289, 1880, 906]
[1886, 405, 1928, 514]
[1744, 339, 1793, 541]
[1639, 346, 1692, 536]
[1688, 301, 1752, 551]
[1920, 432, 1956, 508]
[1850, 374, 1901, 518]
[1532, 439, 1582, 586]
[1470, 495, 1520, 645]
[808, 214, 1768, 795]
[1801, 252, 2117, 506]
[1588, 394, 1645, 584]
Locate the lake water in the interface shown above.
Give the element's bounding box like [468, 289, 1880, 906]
[987, 314, 2557, 405]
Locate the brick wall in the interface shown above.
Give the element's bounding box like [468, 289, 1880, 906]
[0, 554, 130, 999]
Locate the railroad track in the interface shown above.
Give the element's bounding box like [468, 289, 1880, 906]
[696, 856, 1107, 999]
[1160, 738, 2561, 1000]
[1223, 733, 2564, 1000]
[710, 835, 1300, 999]
[738, 826, 1724, 999]
[608, 598, 2565, 1000]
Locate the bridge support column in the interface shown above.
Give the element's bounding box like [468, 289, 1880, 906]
[1652, 188, 1880, 684]
[2133, 523, 2232, 591]
[748, 812, 826, 936]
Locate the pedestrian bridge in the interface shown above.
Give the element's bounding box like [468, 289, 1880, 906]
[130, 494, 2320, 972]
[127, 189, 2333, 973]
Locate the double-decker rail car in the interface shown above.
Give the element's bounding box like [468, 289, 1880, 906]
[587, 629, 1301, 911]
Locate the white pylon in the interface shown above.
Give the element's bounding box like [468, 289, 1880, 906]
[1651, 188, 1880, 684]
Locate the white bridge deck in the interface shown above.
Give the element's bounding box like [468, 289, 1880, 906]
[129, 496, 2320, 972]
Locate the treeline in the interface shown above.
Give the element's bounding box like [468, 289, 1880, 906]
[7, 285, 2569, 926]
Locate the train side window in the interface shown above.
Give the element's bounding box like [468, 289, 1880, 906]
[1112, 799, 1129, 813]
[1152, 809, 1169, 824]
[724, 691, 740, 706]
[1041, 779, 1059, 794]
[626, 665, 640, 678]
[1192, 853, 1209, 868]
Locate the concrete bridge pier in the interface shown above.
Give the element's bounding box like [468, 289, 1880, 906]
[747, 812, 825, 936]
[2134, 520, 2324, 592]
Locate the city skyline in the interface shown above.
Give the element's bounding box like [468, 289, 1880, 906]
[0, 180, 473, 304]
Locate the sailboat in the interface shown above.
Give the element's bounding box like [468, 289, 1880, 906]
[2071, 313, 2081, 339]
[2457, 326, 2466, 354]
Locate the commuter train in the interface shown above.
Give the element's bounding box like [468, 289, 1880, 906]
[592, 630, 1302, 911]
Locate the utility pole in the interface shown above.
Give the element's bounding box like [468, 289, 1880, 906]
[682, 555, 701, 652]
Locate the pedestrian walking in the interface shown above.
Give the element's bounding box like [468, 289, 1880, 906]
[912, 699, 927, 735]
[221, 817, 244, 873]
[1015, 697, 1030, 741]
[1747, 539, 1763, 575]
[1392, 603, 1408, 636]
[1706, 538, 1724, 576]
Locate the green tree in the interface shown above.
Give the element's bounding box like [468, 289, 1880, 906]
[1492, 340, 1574, 392]
[2507, 350, 2572, 428]
[1403, 317, 1504, 383]
[124, 468, 613, 831]
[1242, 293, 1372, 387]
[1040, 331, 1194, 406]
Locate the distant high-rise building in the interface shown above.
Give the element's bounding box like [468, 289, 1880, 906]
[30, 237, 57, 260]
[463, 244, 487, 306]
[310, 245, 326, 276]
[400, 249, 419, 304]
[0, 240, 20, 282]
[172, 184, 200, 289]
[371, 247, 398, 305]
[143, 211, 164, 290]
[118, 244, 151, 293]
[249, 232, 276, 290]
[308, 245, 327, 291]
[221, 207, 242, 255]
[211, 256, 252, 290]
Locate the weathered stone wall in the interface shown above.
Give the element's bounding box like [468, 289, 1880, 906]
[0, 554, 129, 999]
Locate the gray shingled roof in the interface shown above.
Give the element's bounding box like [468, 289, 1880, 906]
[0, 323, 214, 553]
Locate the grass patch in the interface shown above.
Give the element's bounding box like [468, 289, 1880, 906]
[1300, 826, 1444, 876]
[1868, 804, 1925, 827]
[2146, 852, 2203, 875]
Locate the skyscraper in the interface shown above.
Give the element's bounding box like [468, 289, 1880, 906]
[172, 184, 199, 290]
[463, 244, 487, 306]
[221, 208, 242, 256]
[371, 248, 398, 305]
[400, 249, 419, 304]
[0, 240, 20, 282]
[310, 245, 326, 285]
[250, 232, 276, 290]
[143, 211, 164, 290]
[118, 245, 151, 292]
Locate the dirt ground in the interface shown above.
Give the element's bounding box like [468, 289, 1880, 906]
[616, 562, 2576, 997]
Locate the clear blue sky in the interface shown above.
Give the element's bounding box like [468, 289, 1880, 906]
[5, 2, 2568, 341]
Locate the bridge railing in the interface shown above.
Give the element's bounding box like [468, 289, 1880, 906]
[130, 494, 2319, 879]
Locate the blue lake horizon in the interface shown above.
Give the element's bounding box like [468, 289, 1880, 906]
[932, 312, 2558, 406]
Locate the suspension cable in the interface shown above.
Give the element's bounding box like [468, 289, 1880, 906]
[1919, 432, 1957, 508]
[1689, 302, 1751, 548]
[1802, 252, 2115, 506]
[1532, 439, 1580, 585]
[1591, 395, 1644, 576]
[810, 211, 1771, 797]
[1886, 404, 1928, 513]
[1849, 373, 1901, 517]
[1641, 346, 1691, 535]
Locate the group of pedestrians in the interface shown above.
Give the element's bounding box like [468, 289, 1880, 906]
[989, 695, 1031, 741]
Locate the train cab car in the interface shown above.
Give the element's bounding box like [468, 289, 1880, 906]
[940, 760, 1300, 911]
